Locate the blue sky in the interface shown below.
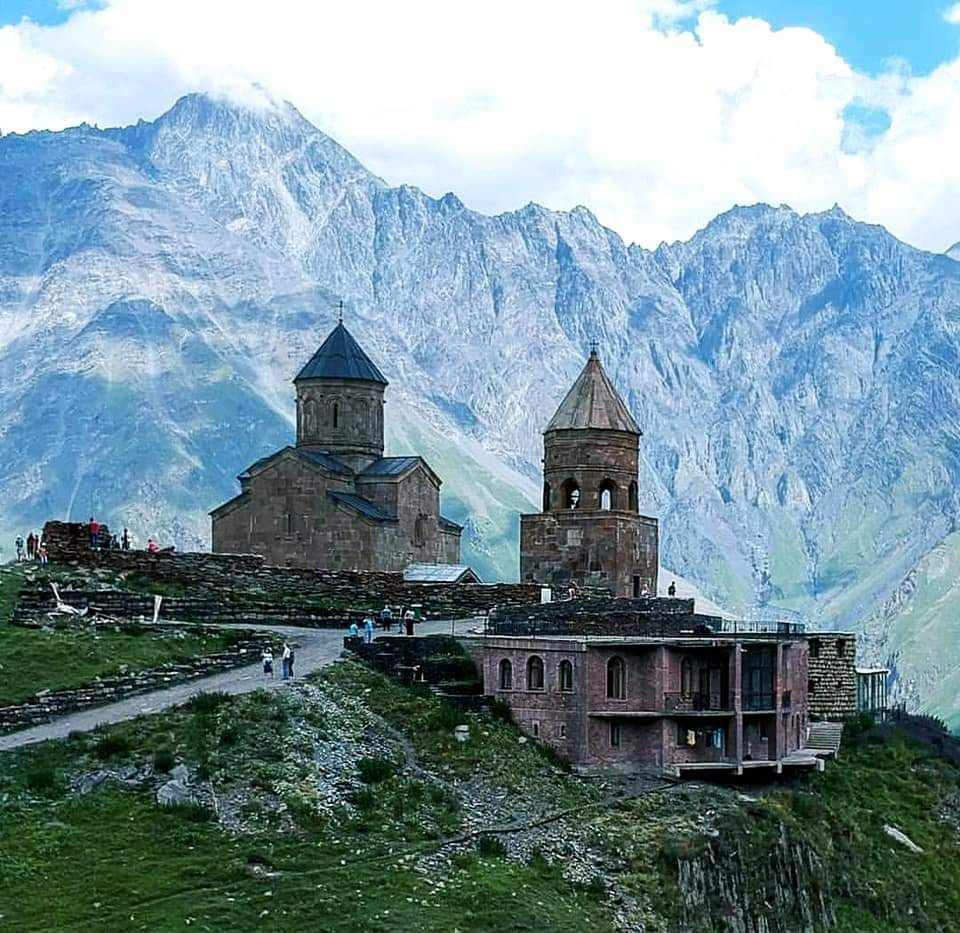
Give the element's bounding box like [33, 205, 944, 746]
[716, 0, 960, 74]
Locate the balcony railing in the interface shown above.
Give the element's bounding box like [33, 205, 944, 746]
[743, 692, 776, 711]
[664, 691, 732, 712]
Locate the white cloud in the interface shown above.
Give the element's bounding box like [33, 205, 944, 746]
[0, 0, 959, 251]
[944, 4, 960, 26]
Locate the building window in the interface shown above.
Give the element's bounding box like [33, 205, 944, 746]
[414, 514, 426, 547]
[808, 678, 816, 695]
[284, 513, 294, 536]
[559, 722, 566, 739]
[527, 656, 545, 691]
[837, 639, 847, 657]
[606, 656, 626, 699]
[532, 720, 540, 738]
[610, 722, 621, 748]
[542, 482, 551, 512]
[628, 481, 638, 512]
[680, 657, 694, 696]
[809, 639, 820, 658]
[562, 479, 581, 509]
[498, 658, 513, 690]
[332, 401, 339, 429]
[599, 479, 617, 510]
[559, 659, 574, 692]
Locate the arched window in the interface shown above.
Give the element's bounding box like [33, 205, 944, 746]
[680, 657, 694, 696]
[332, 401, 340, 429]
[527, 656, 544, 691]
[599, 479, 617, 510]
[628, 481, 638, 512]
[542, 482, 552, 512]
[559, 659, 574, 692]
[414, 515, 426, 547]
[562, 479, 581, 510]
[499, 658, 513, 690]
[606, 656, 625, 699]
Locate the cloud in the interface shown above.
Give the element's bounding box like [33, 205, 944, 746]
[0, 0, 959, 252]
[944, 4, 960, 25]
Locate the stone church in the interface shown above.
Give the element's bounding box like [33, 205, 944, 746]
[520, 348, 659, 597]
[211, 322, 462, 570]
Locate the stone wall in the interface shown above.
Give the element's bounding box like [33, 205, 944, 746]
[520, 510, 659, 598]
[806, 633, 858, 720]
[41, 521, 542, 620]
[0, 630, 275, 733]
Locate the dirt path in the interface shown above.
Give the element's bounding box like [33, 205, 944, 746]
[0, 619, 477, 752]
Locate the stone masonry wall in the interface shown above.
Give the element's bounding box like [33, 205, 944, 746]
[806, 633, 858, 720]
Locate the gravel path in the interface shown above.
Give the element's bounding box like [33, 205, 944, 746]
[0, 619, 476, 752]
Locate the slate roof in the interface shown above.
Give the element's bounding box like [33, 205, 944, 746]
[327, 491, 396, 522]
[361, 456, 421, 477]
[438, 515, 464, 532]
[237, 447, 352, 480]
[545, 350, 641, 434]
[403, 563, 482, 584]
[295, 322, 388, 385]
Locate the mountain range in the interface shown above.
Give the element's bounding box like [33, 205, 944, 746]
[1, 92, 959, 725]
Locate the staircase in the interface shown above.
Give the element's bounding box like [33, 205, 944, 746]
[805, 721, 844, 758]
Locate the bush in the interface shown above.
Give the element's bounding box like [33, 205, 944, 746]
[188, 691, 231, 715]
[153, 748, 176, 773]
[489, 699, 513, 723]
[357, 756, 397, 784]
[349, 788, 377, 812]
[476, 834, 507, 858]
[93, 733, 131, 760]
[24, 767, 57, 793]
[427, 703, 462, 733]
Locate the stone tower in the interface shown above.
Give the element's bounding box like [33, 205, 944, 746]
[520, 348, 659, 597]
[294, 322, 388, 472]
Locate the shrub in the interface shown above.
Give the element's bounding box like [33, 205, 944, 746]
[349, 788, 377, 812]
[489, 699, 513, 723]
[188, 691, 231, 715]
[427, 703, 462, 733]
[93, 733, 131, 760]
[24, 767, 57, 793]
[476, 834, 507, 858]
[153, 748, 176, 773]
[357, 756, 397, 784]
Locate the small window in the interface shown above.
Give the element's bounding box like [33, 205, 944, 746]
[532, 720, 540, 738]
[559, 722, 566, 739]
[610, 722, 621, 748]
[562, 479, 581, 510]
[332, 402, 339, 429]
[808, 678, 816, 695]
[809, 639, 820, 658]
[837, 640, 847, 657]
[284, 513, 294, 535]
[498, 658, 513, 691]
[414, 514, 427, 547]
[606, 656, 626, 699]
[599, 479, 617, 511]
[542, 482, 551, 512]
[559, 659, 574, 692]
[628, 481, 638, 512]
[527, 656, 544, 691]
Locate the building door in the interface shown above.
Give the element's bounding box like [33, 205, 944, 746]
[633, 575, 641, 598]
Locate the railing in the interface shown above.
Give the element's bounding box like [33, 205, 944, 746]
[677, 747, 731, 764]
[664, 691, 732, 713]
[743, 692, 776, 711]
[486, 615, 805, 638]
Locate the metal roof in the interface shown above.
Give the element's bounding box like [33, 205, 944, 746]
[327, 491, 396, 522]
[295, 322, 388, 385]
[545, 350, 640, 434]
[403, 563, 482, 583]
[298, 449, 353, 474]
[361, 456, 421, 476]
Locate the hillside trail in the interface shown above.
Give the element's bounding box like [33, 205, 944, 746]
[0, 618, 477, 753]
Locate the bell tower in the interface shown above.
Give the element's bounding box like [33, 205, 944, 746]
[521, 347, 659, 597]
[294, 321, 387, 472]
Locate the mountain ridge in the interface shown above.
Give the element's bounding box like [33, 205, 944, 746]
[2, 92, 960, 723]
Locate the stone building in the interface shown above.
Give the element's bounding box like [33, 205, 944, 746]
[806, 633, 858, 720]
[519, 349, 659, 598]
[211, 322, 462, 571]
[478, 601, 813, 776]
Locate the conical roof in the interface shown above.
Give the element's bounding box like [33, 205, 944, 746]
[295, 322, 388, 385]
[545, 350, 640, 434]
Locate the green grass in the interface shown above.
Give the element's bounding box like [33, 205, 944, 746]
[0, 567, 242, 706]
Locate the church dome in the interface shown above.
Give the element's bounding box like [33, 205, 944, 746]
[545, 349, 640, 434]
[295, 322, 388, 385]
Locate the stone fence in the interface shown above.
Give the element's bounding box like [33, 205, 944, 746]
[0, 630, 276, 733]
[41, 521, 543, 619]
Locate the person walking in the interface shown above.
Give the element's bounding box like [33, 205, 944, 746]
[288, 645, 296, 679]
[37, 543, 48, 566]
[363, 616, 375, 644]
[281, 642, 292, 680]
[404, 608, 415, 637]
[88, 517, 100, 549]
[26, 532, 36, 560]
[667, 580, 677, 597]
[348, 621, 360, 640]
[14, 534, 24, 562]
[121, 528, 130, 551]
[379, 604, 393, 632]
[262, 648, 274, 679]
